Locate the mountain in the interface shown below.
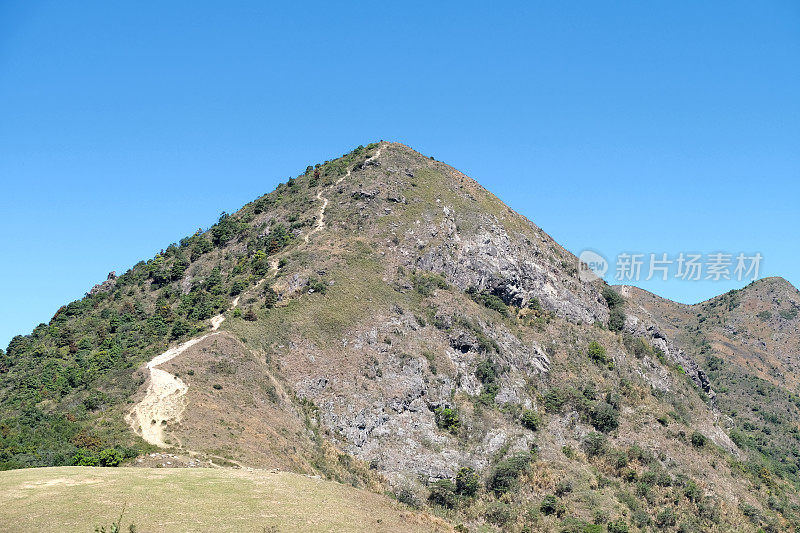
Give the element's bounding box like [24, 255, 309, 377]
[2, 142, 799, 532]
[621, 277, 800, 504]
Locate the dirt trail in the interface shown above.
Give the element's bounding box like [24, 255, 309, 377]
[128, 145, 385, 451]
[304, 144, 382, 244]
[127, 261, 278, 449]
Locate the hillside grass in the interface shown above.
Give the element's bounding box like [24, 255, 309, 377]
[0, 466, 450, 533]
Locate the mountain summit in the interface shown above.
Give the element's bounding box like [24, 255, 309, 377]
[2, 142, 799, 531]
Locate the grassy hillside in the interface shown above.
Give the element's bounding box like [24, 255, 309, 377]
[0, 144, 381, 470]
[0, 466, 451, 533]
[624, 280, 800, 497]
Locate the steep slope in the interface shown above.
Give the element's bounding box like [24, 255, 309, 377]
[623, 279, 800, 498]
[1, 142, 798, 531]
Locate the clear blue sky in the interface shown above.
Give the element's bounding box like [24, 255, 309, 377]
[1, 1, 798, 348]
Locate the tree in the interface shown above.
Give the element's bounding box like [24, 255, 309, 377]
[603, 286, 626, 331]
[230, 279, 247, 296]
[210, 212, 240, 246]
[475, 358, 500, 401]
[251, 250, 270, 275]
[170, 258, 188, 281]
[266, 224, 292, 254]
[205, 266, 223, 294]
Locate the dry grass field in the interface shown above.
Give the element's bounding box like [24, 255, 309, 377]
[0, 466, 451, 533]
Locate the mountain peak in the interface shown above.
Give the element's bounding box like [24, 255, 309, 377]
[4, 143, 800, 531]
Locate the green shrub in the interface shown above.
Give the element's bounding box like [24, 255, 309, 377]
[455, 467, 480, 496]
[587, 341, 611, 368]
[488, 452, 531, 495]
[521, 409, 542, 431]
[412, 272, 448, 296]
[427, 479, 457, 508]
[434, 407, 460, 433]
[654, 507, 676, 528]
[307, 277, 327, 294]
[609, 308, 626, 331]
[602, 286, 625, 309]
[593, 510, 609, 525]
[98, 448, 124, 467]
[607, 519, 630, 533]
[395, 488, 419, 508]
[263, 286, 278, 308]
[623, 335, 654, 359]
[590, 402, 620, 432]
[684, 480, 703, 503]
[475, 358, 500, 402]
[698, 497, 720, 523]
[555, 479, 572, 496]
[779, 308, 798, 320]
[485, 501, 514, 526]
[230, 279, 247, 296]
[170, 321, 190, 339]
[481, 294, 509, 316]
[540, 494, 559, 515]
[583, 432, 607, 457]
[467, 288, 510, 316]
[690, 432, 707, 447]
[71, 449, 99, 466]
[544, 387, 572, 413]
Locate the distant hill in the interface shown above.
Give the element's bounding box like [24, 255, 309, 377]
[2, 142, 799, 531]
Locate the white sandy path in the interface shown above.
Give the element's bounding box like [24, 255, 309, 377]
[127, 266, 274, 448]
